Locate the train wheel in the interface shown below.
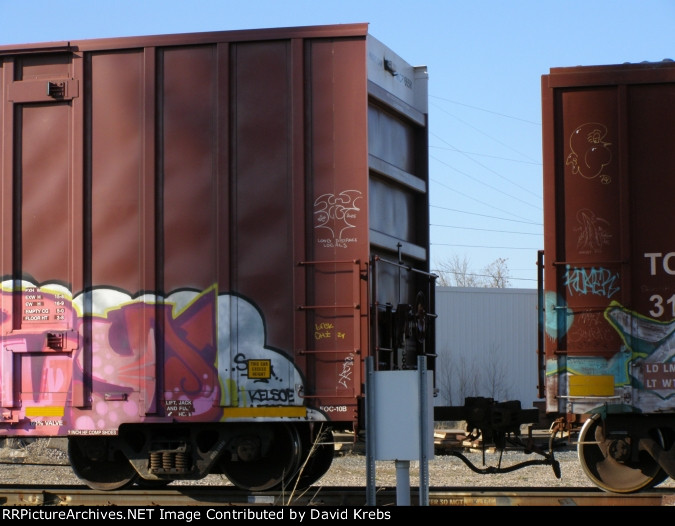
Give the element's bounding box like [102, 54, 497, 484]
[219, 423, 303, 491]
[578, 414, 667, 493]
[68, 437, 138, 490]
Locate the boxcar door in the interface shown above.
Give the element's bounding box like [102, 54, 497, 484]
[0, 49, 85, 427]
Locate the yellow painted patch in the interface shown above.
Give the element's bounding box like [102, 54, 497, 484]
[224, 406, 306, 419]
[25, 406, 65, 417]
[569, 375, 614, 396]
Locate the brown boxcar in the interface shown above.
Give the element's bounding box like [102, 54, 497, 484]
[541, 59, 675, 493]
[0, 24, 434, 490]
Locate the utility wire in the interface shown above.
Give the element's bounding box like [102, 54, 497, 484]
[430, 95, 541, 126]
[431, 204, 541, 226]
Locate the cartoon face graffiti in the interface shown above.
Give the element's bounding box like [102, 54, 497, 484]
[566, 123, 612, 184]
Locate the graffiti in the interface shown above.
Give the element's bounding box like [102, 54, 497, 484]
[216, 295, 309, 412]
[313, 189, 362, 247]
[605, 301, 675, 363]
[566, 122, 612, 184]
[248, 388, 295, 403]
[314, 321, 346, 341]
[315, 324, 332, 340]
[604, 301, 675, 404]
[0, 281, 309, 433]
[338, 353, 355, 389]
[575, 208, 612, 254]
[566, 311, 615, 347]
[544, 291, 570, 340]
[564, 266, 620, 298]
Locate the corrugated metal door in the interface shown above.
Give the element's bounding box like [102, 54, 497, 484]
[549, 88, 625, 357]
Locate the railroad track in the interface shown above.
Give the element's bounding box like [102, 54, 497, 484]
[0, 485, 673, 507]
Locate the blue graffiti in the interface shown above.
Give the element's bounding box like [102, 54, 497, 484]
[544, 291, 573, 339]
[564, 266, 620, 298]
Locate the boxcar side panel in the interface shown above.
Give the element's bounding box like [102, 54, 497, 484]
[0, 25, 398, 435]
[305, 37, 369, 410]
[0, 25, 430, 438]
[542, 62, 675, 416]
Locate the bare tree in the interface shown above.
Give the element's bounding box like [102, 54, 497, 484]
[435, 346, 481, 407]
[435, 346, 455, 406]
[480, 342, 513, 401]
[456, 354, 480, 402]
[482, 257, 511, 288]
[434, 255, 480, 287]
[434, 255, 511, 288]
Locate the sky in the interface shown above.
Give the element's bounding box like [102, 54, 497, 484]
[2, 1, 674, 288]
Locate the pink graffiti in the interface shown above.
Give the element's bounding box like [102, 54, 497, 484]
[1, 287, 221, 432]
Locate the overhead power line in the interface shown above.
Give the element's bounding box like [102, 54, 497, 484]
[429, 95, 541, 126]
[431, 204, 541, 226]
[430, 102, 540, 165]
[430, 144, 541, 166]
[431, 242, 539, 250]
[431, 176, 539, 222]
[431, 223, 541, 236]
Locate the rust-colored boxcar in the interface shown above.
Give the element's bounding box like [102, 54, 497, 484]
[0, 24, 433, 490]
[541, 59, 675, 493]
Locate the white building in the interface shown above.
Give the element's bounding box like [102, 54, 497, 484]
[433, 287, 540, 410]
